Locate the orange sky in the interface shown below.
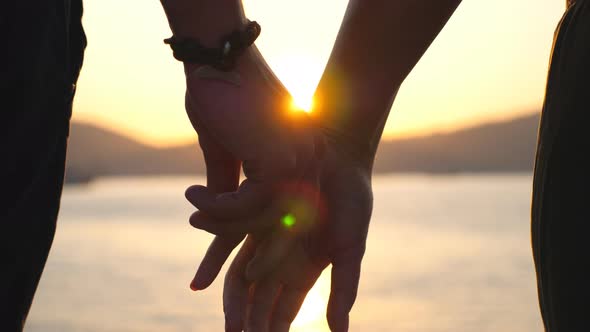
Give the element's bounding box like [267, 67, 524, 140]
[72, 0, 565, 147]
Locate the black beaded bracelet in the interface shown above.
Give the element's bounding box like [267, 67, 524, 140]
[164, 21, 261, 71]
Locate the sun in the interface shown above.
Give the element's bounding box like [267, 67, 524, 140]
[272, 54, 323, 113]
[290, 96, 315, 113]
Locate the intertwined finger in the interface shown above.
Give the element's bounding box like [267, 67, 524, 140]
[184, 125, 320, 222]
[224, 236, 257, 332]
[245, 156, 323, 281]
[327, 247, 364, 332]
[251, 244, 326, 332]
[245, 228, 296, 282]
[191, 234, 244, 290]
[245, 277, 281, 332]
[269, 286, 309, 332]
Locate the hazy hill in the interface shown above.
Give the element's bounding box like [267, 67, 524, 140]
[373, 113, 540, 173]
[66, 113, 540, 180]
[66, 123, 205, 178]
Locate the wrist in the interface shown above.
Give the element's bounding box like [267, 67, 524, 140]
[321, 126, 375, 169]
[182, 44, 262, 78]
[312, 70, 399, 169]
[161, 0, 247, 47]
[312, 94, 381, 169]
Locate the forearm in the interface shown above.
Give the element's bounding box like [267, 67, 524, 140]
[160, 0, 247, 47]
[314, 0, 462, 161]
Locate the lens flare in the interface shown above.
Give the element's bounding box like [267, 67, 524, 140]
[277, 180, 327, 235]
[282, 213, 297, 228]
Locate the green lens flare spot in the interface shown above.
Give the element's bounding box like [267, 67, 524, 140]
[281, 214, 296, 228]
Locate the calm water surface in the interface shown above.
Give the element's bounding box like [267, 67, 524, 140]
[27, 174, 542, 332]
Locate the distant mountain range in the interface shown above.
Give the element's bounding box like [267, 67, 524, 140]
[372, 112, 540, 173]
[65, 112, 541, 181]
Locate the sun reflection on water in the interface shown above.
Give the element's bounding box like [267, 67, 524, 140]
[290, 268, 332, 332]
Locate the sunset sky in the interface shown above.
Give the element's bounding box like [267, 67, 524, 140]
[73, 0, 565, 147]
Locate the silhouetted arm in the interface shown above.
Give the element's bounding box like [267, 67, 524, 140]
[314, 0, 462, 164]
[159, 0, 322, 298]
[160, 0, 247, 47]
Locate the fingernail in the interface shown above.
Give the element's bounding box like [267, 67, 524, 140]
[185, 186, 198, 199]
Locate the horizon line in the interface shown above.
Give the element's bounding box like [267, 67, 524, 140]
[71, 109, 540, 149]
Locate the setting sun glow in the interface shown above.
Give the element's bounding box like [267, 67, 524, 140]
[273, 54, 323, 114]
[290, 97, 314, 113]
[72, 0, 563, 146]
[291, 269, 331, 332]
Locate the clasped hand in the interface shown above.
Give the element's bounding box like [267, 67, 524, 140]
[184, 46, 372, 332]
